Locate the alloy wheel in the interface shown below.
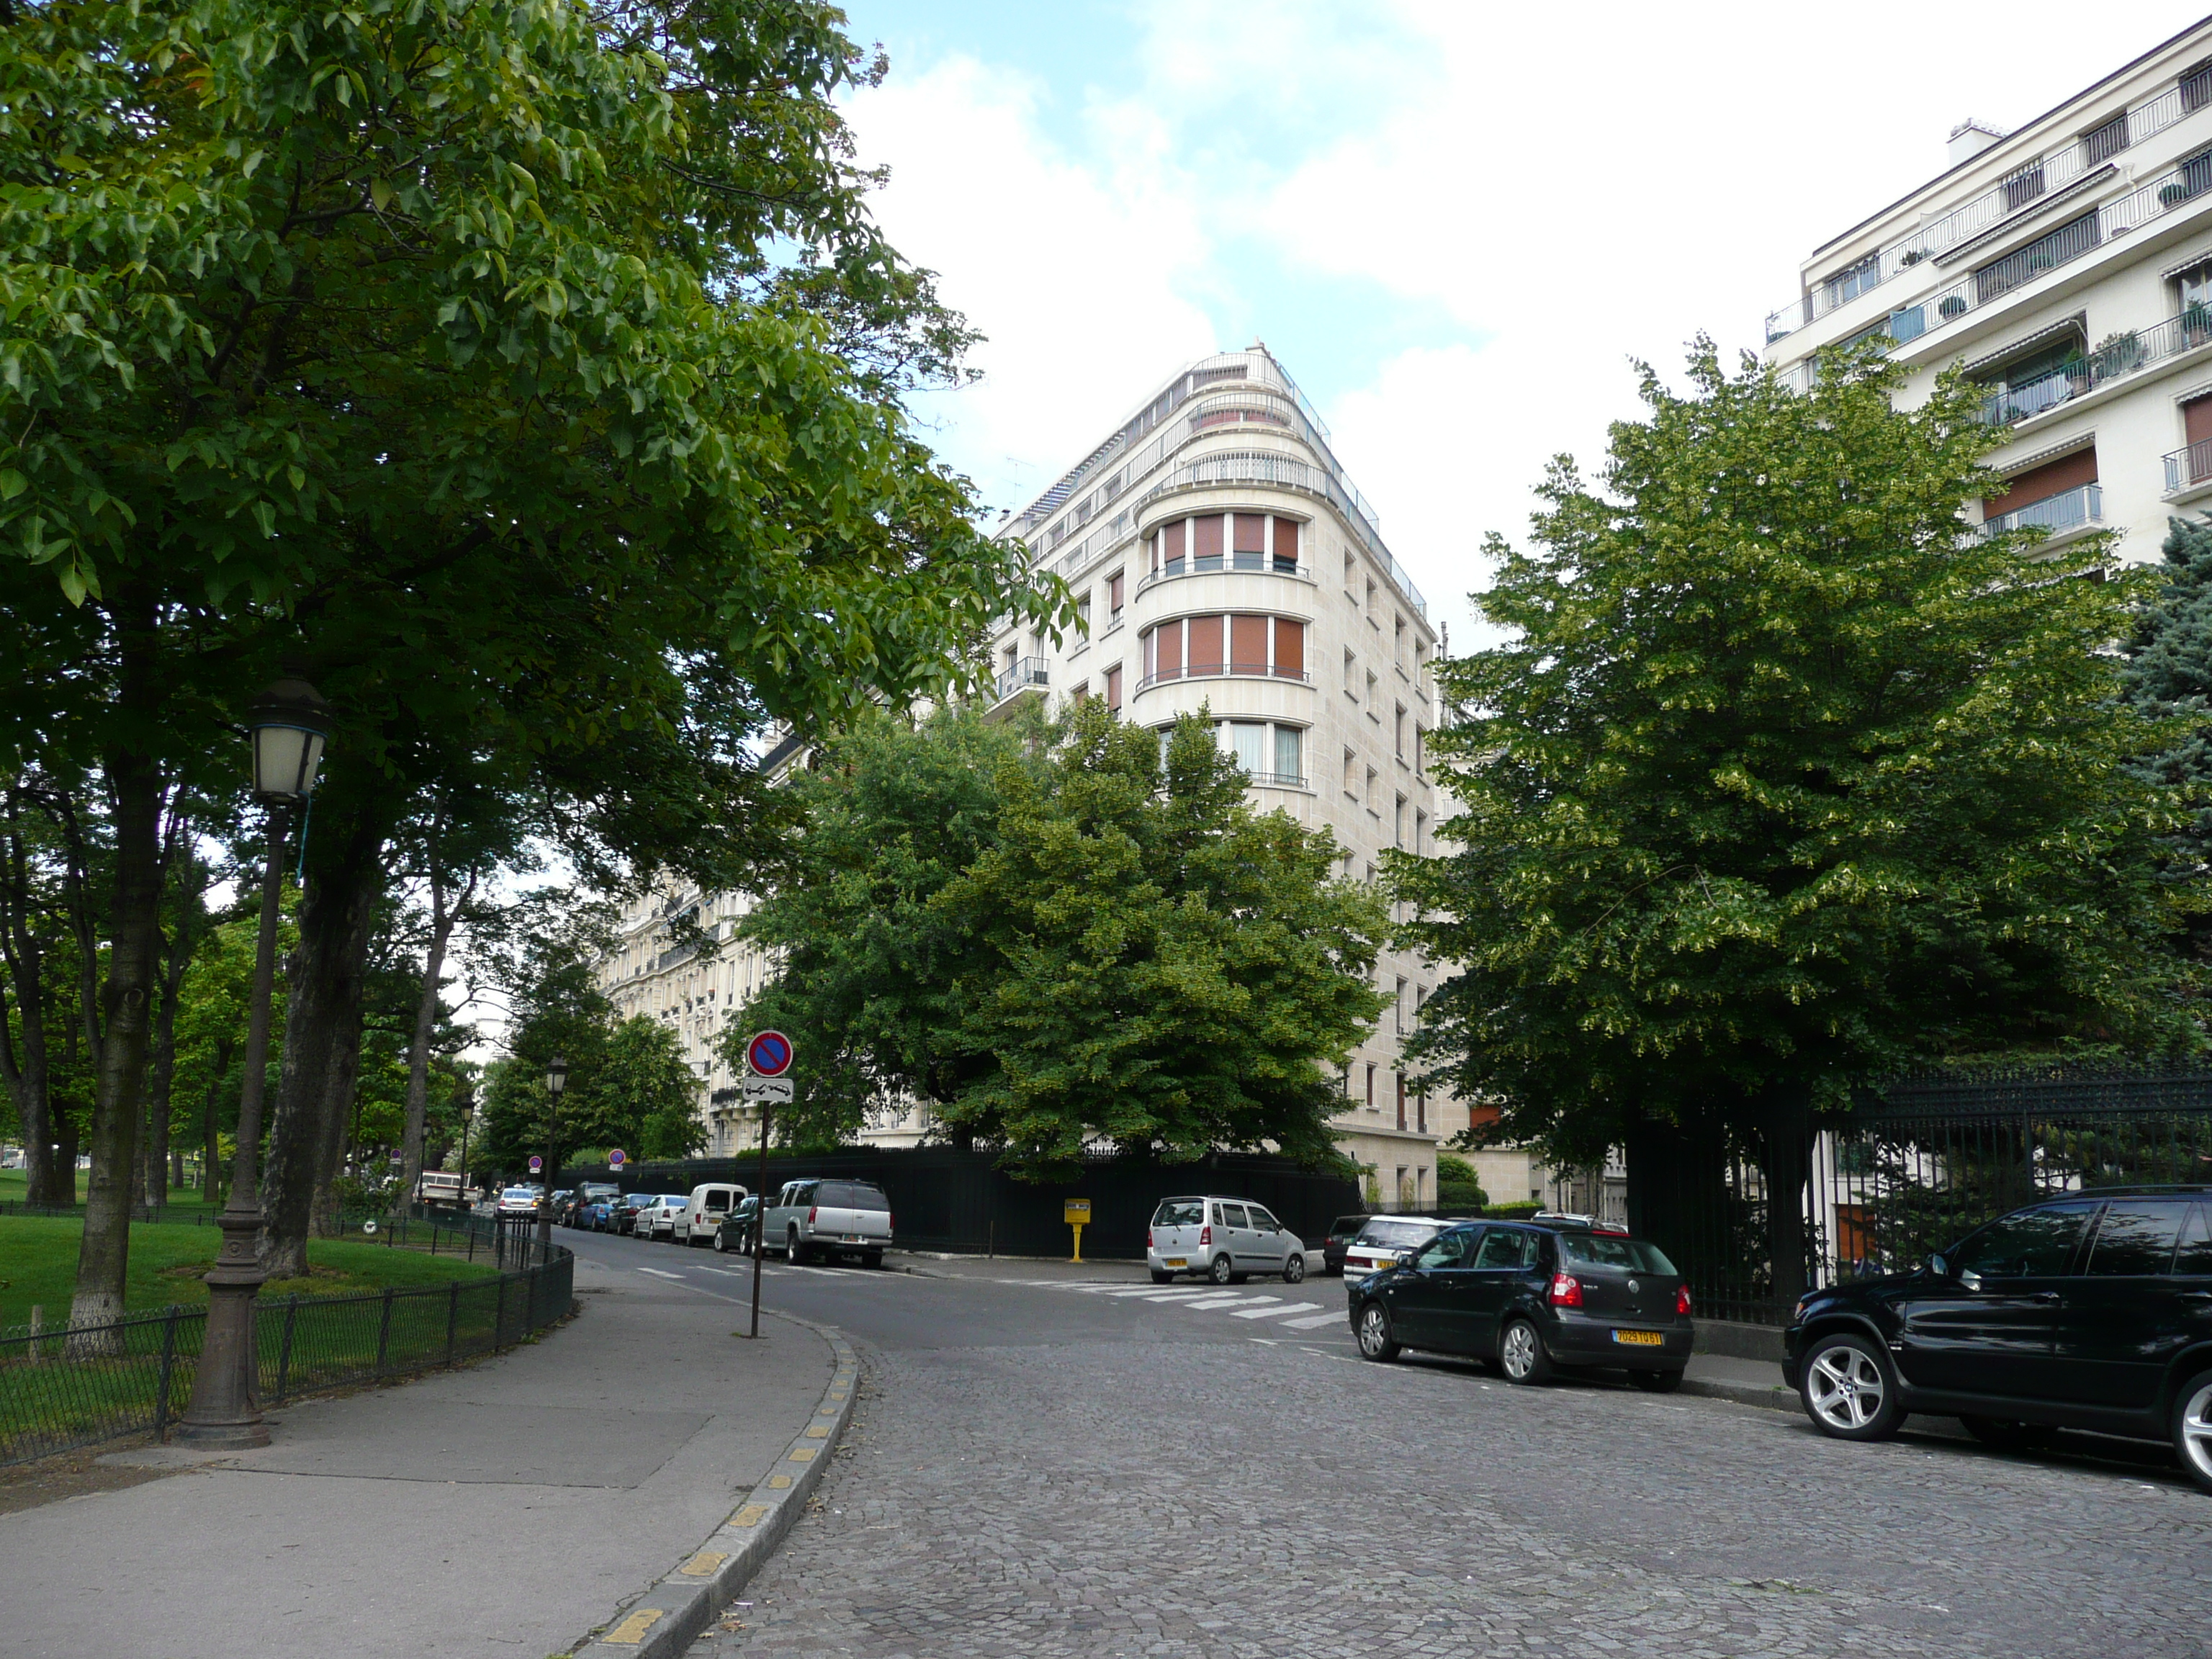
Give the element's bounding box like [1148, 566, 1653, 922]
[1501, 1321, 1540, 1381]
[2180, 1378, 2212, 1485]
[1357, 1304, 1397, 1360]
[1807, 1343, 1887, 1432]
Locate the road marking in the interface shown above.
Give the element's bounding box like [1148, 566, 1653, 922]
[1232, 1300, 1324, 1320]
[696, 1266, 745, 1277]
[729, 1504, 770, 1527]
[680, 1550, 729, 1577]
[1181, 1295, 1277, 1310]
[637, 1267, 685, 1280]
[788, 1447, 816, 1462]
[1282, 1312, 1348, 1330]
[767, 1475, 792, 1489]
[603, 1609, 664, 1645]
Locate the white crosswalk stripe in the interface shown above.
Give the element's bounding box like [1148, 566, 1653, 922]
[1007, 1276, 1352, 1339]
[1231, 1301, 1323, 1320]
[1280, 1312, 1346, 1330]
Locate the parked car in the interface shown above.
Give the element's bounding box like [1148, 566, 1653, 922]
[1349, 1214, 1693, 1390]
[763, 1178, 893, 1266]
[610, 1193, 656, 1236]
[1320, 1214, 1373, 1277]
[676, 1182, 747, 1246]
[565, 1182, 619, 1228]
[548, 1189, 577, 1223]
[495, 1185, 541, 1218]
[1146, 1196, 1308, 1285]
[571, 1192, 617, 1231]
[1341, 1215, 1454, 1282]
[712, 1195, 762, 1254]
[1783, 1187, 2212, 1491]
[637, 1195, 688, 1241]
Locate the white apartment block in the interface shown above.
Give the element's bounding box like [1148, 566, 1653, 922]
[1763, 16, 2212, 564]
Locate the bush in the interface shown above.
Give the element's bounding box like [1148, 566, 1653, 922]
[1483, 1201, 1544, 1221]
[1435, 1154, 1487, 1213]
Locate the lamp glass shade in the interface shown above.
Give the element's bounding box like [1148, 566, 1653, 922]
[546, 1055, 570, 1096]
[251, 722, 327, 801]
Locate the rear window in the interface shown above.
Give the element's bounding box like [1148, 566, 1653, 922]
[1356, 1219, 1440, 1248]
[1558, 1233, 1678, 1274]
[1330, 1216, 1369, 1235]
[818, 1182, 888, 1209]
[1153, 1200, 1204, 1227]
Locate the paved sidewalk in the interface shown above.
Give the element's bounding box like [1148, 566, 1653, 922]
[0, 1249, 833, 1659]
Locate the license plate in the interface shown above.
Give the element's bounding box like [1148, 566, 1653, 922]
[1612, 1329, 1664, 1347]
[1165, 1257, 1187, 1267]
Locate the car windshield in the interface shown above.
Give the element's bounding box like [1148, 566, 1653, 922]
[1331, 1216, 1368, 1234]
[819, 1182, 888, 1208]
[1153, 1200, 1204, 1227]
[1355, 1219, 1439, 1248]
[501, 1189, 534, 1200]
[1557, 1233, 1678, 1274]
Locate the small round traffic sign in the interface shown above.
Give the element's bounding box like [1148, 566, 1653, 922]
[608, 1148, 626, 1169]
[745, 1030, 794, 1076]
[528, 1156, 543, 1172]
[362, 1219, 378, 1236]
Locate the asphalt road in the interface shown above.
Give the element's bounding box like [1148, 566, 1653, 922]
[564, 1228, 2212, 1659]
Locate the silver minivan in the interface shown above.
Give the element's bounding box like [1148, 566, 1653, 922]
[1147, 1195, 1307, 1286]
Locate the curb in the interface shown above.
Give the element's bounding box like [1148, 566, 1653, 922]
[567, 1313, 861, 1659]
[1681, 1375, 1801, 1416]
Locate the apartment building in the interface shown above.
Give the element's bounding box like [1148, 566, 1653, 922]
[1763, 16, 2212, 560]
[850, 344, 1453, 1207]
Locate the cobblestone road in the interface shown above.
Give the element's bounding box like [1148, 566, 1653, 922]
[684, 1297, 2212, 1659]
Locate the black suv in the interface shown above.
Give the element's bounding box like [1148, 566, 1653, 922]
[1349, 1213, 1694, 1389]
[1784, 1187, 2212, 1492]
[1320, 1215, 1372, 1277]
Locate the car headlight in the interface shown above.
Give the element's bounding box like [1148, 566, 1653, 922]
[1791, 1297, 1810, 1323]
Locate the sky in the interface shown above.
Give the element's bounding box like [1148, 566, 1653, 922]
[837, 0, 2206, 650]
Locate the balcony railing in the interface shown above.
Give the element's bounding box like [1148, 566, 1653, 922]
[993, 656, 1050, 702]
[1135, 663, 1313, 692]
[1239, 770, 1308, 790]
[1766, 68, 2212, 343]
[1136, 558, 1305, 593]
[2164, 438, 2212, 494]
[1974, 304, 2212, 426]
[1977, 482, 2103, 540]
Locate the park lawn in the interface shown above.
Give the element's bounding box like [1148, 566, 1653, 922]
[0, 1170, 220, 1213]
[0, 1217, 497, 1331]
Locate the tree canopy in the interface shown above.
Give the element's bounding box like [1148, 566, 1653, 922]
[733, 701, 1389, 1178]
[1395, 342, 2199, 1166]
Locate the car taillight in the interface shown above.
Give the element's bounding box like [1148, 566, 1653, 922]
[1200, 1225, 1212, 1246]
[1549, 1272, 1582, 1308]
[1146, 1228, 1154, 1249]
[1675, 1285, 1693, 1316]
[807, 1206, 818, 1224]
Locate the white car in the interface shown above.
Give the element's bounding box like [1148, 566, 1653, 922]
[677, 1182, 747, 1246]
[495, 1185, 541, 1218]
[1341, 1215, 1457, 1282]
[1146, 1195, 1307, 1285]
[637, 1195, 689, 1241]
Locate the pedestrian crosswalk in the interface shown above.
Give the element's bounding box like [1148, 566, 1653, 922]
[1012, 1279, 1347, 1332]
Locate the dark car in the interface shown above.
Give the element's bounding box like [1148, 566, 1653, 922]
[610, 1193, 655, 1236]
[1348, 1213, 1692, 1390]
[1321, 1214, 1372, 1277]
[712, 1195, 763, 1254]
[572, 1195, 616, 1231]
[1783, 1187, 2212, 1491]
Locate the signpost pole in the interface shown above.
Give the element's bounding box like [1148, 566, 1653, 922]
[739, 1032, 792, 1342]
[749, 1102, 769, 1339]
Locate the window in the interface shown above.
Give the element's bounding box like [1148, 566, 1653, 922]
[2185, 58, 2212, 114]
[1413, 723, 1425, 770]
[1475, 1229, 1536, 1269]
[1394, 794, 1406, 848]
[1951, 1202, 2096, 1278]
[1231, 613, 1267, 675]
[1365, 768, 1378, 811]
[1394, 977, 1407, 1033]
[1075, 591, 1092, 633]
[1247, 1205, 1282, 1232]
[2001, 158, 2046, 214]
[1394, 615, 1406, 664]
[1983, 446, 2097, 521]
[1105, 665, 1122, 711]
[1342, 749, 1358, 798]
[2083, 1200, 2188, 1275]
[1822, 253, 1879, 308]
[1364, 1064, 1376, 1110]
[1156, 519, 1185, 575]
[1274, 618, 1304, 678]
[1366, 670, 1379, 709]
[1193, 513, 1225, 570]
[1272, 516, 1299, 572]
[1108, 570, 1125, 624]
[1233, 512, 1267, 570]
[1414, 1230, 1475, 1269]
[1416, 1092, 1426, 1134]
[1188, 613, 1223, 673]
[1218, 1202, 1249, 1228]
[1395, 705, 1406, 759]
[1273, 725, 1302, 783]
[1344, 649, 1359, 696]
[1344, 549, 1357, 589]
[1975, 213, 2098, 305]
[1141, 615, 1305, 685]
[1413, 809, 1426, 853]
[1227, 721, 1266, 774]
[2082, 112, 2128, 164]
[1395, 1074, 1406, 1130]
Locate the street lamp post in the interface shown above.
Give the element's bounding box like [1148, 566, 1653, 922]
[176, 678, 331, 1447]
[537, 1056, 567, 1249]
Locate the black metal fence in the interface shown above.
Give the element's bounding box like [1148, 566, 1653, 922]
[1640, 1069, 2212, 1326]
[562, 1146, 1362, 1260]
[0, 1212, 572, 1467]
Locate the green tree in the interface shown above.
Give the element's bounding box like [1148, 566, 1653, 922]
[2123, 514, 2212, 963]
[591, 1017, 708, 1162]
[1434, 1153, 1487, 1213]
[1395, 342, 2197, 1304]
[737, 702, 1389, 1178]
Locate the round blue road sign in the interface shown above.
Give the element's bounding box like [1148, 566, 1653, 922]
[745, 1030, 794, 1076]
[608, 1148, 626, 1169]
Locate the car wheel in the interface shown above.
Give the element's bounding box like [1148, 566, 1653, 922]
[1357, 1302, 1400, 1362]
[1799, 1332, 1904, 1441]
[1630, 1367, 1684, 1394]
[1961, 1416, 2055, 1449]
[787, 1228, 804, 1264]
[1150, 1269, 1174, 1285]
[2170, 1370, 2212, 1494]
[1282, 1254, 1305, 1285]
[711, 1231, 727, 1253]
[1500, 1318, 1552, 1385]
[1208, 1254, 1234, 1285]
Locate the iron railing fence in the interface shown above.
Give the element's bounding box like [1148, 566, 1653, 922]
[1647, 1069, 2212, 1326]
[2165, 436, 2212, 494]
[1975, 482, 2103, 541]
[0, 1220, 570, 1467]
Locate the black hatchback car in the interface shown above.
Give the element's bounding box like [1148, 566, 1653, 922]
[1783, 1187, 2212, 1491]
[1349, 1214, 1694, 1389]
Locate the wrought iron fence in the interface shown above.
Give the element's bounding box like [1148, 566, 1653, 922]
[0, 1214, 570, 1467]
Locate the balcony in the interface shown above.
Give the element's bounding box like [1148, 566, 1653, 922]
[1974, 304, 2212, 427]
[1977, 482, 2103, 541]
[1765, 67, 2212, 343]
[992, 656, 1050, 703]
[1137, 557, 1305, 594]
[1240, 770, 1308, 790]
[1135, 663, 1313, 693]
[2164, 439, 2212, 495]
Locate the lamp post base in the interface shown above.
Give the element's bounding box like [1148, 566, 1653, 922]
[173, 1207, 271, 1449]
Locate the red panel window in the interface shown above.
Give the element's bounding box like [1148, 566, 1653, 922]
[1233, 513, 1267, 557]
[1187, 614, 1223, 673]
[1108, 571, 1125, 612]
[1192, 514, 1224, 567]
[2189, 396, 2212, 448]
[1272, 619, 1305, 678]
[1230, 614, 1268, 674]
[1157, 519, 1184, 572]
[1156, 623, 1184, 678]
[1271, 516, 1299, 570]
[1983, 446, 2096, 517]
[1105, 665, 1122, 710]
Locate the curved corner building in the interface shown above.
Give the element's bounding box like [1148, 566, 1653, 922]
[971, 343, 1452, 1209]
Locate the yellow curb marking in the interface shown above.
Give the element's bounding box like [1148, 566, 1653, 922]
[729, 1503, 770, 1527]
[804, 1424, 829, 1439]
[788, 1446, 817, 1462]
[604, 1609, 663, 1645]
[680, 1551, 729, 1577]
[767, 1474, 792, 1489]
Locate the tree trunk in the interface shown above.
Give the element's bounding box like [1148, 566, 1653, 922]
[201, 1037, 232, 1200]
[70, 659, 168, 1341]
[1759, 1087, 1815, 1317]
[399, 871, 469, 1206]
[309, 984, 367, 1238]
[260, 809, 385, 1277]
[0, 799, 60, 1205]
[141, 968, 184, 1211]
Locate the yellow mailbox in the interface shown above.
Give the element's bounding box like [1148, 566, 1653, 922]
[1064, 1198, 1092, 1262]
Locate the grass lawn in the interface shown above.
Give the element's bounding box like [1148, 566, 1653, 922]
[0, 1217, 498, 1331]
[0, 1169, 220, 1213]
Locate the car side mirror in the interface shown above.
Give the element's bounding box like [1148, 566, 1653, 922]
[1929, 1254, 1946, 1277]
[1395, 1249, 1416, 1267]
[1959, 1267, 1984, 1292]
